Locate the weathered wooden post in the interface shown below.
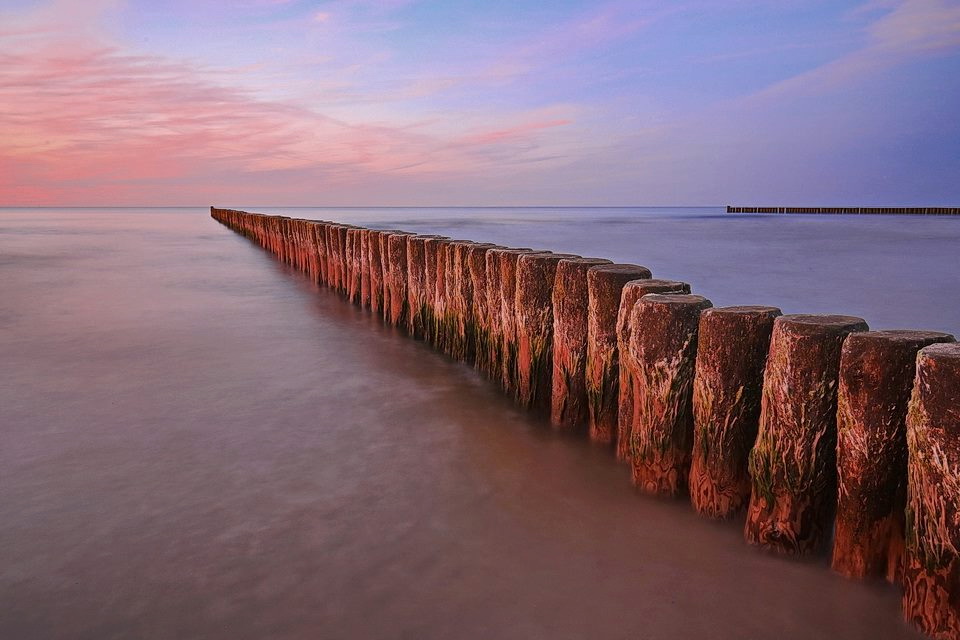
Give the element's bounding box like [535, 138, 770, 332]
[346, 228, 362, 304]
[551, 257, 612, 431]
[902, 342, 960, 639]
[310, 222, 327, 285]
[833, 330, 954, 580]
[387, 232, 412, 328]
[423, 236, 448, 346]
[515, 252, 579, 411]
[490, 248, 533, 390]
[585, 264, 653, 445]
[448, 241, 488, 361]
[745, 314, 868, 555]
[367, 230, 385, 313]
[629, 293, 713, 496]
[336, 225, 350, 295]
[483, 249, 507, 379]
[325, 225, 340, 291]
[359, 228, 371, 307]
[616, 279, 691, 462]
[689, 306, 781, 519]
[377, 230, 407, 322]
[468, 243, 502, 374]
[406, 235, 441, 339]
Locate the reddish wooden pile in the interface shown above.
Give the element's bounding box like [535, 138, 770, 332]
[211, 207, 958, 640]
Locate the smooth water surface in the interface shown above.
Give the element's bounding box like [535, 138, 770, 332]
[3, 206, 952, 640]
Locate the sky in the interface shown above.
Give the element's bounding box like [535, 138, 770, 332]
[1, 0, 959, 206]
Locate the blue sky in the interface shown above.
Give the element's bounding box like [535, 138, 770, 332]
[1, 0, 958, 205]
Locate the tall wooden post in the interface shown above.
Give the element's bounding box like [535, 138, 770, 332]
[585, 264, 652, 445]
[833, 330, 954, 581]
[551, 257, 612, 430]
[629, 293, 713, 496]
[689, 306, 781, 519]
[616, 279, 690, 462]
[745, 314, 868, 555]
[515, 252, 579, 411]
[902, 343, 960, 639]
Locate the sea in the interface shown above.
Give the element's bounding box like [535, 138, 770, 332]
[3, 206, 956, 639]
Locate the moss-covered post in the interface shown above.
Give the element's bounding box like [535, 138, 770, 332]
[616, 279, 691, 462]
[515, 252, 579, 411]
[833, 330, 954, 581]
[551, 257, 612, 431]
[586, 265, 653, 445]
[629, 293, 713, 496]
[745, 314, 868, 555]
[902, 342, 960, 639]
[689, 306, 781, 519]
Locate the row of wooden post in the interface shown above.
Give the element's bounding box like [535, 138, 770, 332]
[211, 207, 959, 640]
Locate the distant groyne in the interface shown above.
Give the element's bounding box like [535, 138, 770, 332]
[727, 205, 960, 215]
[211, 206, 959, 640]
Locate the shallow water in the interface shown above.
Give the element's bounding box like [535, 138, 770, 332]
[2, 206, 950, 639]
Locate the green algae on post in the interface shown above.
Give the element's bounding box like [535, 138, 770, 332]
[744, 314, 868, 555]
[833, 330, 954, 581]
[902, 342, 960, 640]
[615, 279, 690, 463]
[585, 264, 652, 445]
[629, 293, 712, 496]
[515, 252, 579, 411]
[689, 305, 781, 519]
[551, 257, 612, 431]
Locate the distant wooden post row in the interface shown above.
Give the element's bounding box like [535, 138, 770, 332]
[210, 207, 958, 640]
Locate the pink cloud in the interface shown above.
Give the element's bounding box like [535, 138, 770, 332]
[0, 33, 576, 205]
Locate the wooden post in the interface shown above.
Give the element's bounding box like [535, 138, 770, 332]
[514, 252, 581, 410]
[423, 236, 448, 347]
[689, 306, 781, 519]
[551, 257, 612, 430]
[629, 293, 713, 496]
[833, 330, 954, 580]
[745, 314, 868, 555]
[367, 230, 385, 314]
[377, 230, 407, 322]
[489, 249, 533, 391]
[405, 235, 429, 338]
[902, 343, 960, 639]
[346, 228, 362, 304]
[336, 225, 350, 295]
[359, 228, 371, 308]
[586, 264, 652, 445]
[616, 279, 691, 462]
[311, 222, 328, 285]
[387, 232, 412, 328]
[468, 243, 502, 374]
[483, 248, 504, 378]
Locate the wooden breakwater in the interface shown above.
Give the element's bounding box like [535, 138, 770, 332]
[727, 206, 960, 215]
[211, 206, 959, 640]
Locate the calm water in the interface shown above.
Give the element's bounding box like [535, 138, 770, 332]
[3, 206, 954, 640]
